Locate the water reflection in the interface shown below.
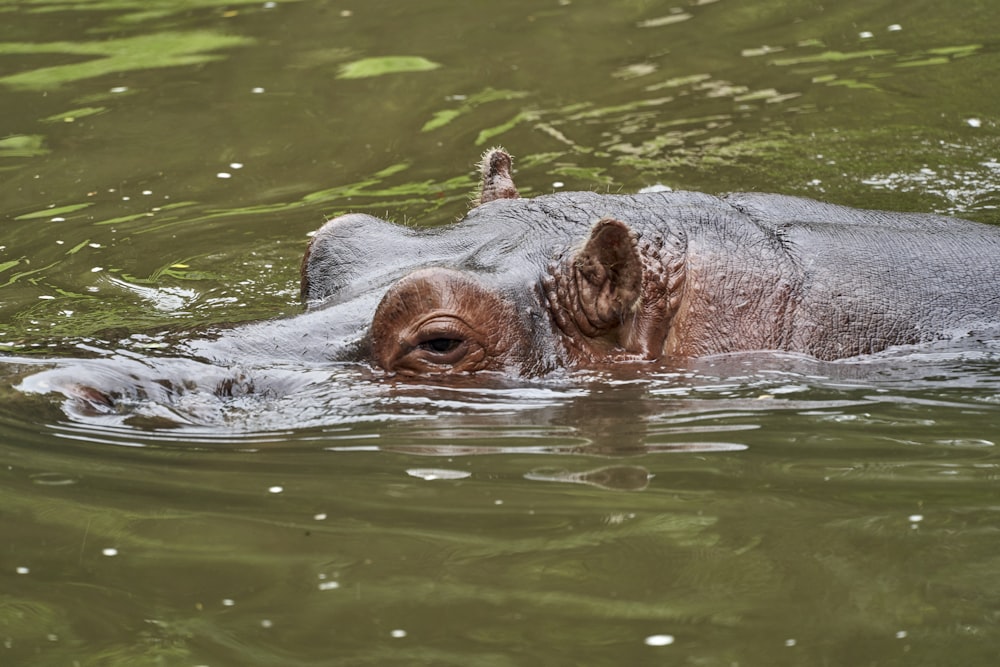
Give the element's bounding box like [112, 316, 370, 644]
[2, 0, 1000, 665]
[7, 343, 1000, 450]
[4, 305, 1000, 667]
[524, 466, 653, 492]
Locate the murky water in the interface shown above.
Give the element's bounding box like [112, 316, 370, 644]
[2, 1, 1000, 665]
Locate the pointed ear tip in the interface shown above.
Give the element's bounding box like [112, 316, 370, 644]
[595, 216, 629, 228]
[590, 217, 635, 242]
[479, 146, 513, 169]
[582, 218, 641, 284]
[474, 147, 519, 205]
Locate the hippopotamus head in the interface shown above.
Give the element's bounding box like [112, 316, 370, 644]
[299, 148, 1000, 378]
[16, 147, 1000, 425]
[300, 149, 681, 377]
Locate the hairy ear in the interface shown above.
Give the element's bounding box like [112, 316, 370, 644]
[574, 218, 643, 332]
[474, 147, 519, 205]
[546, 218, 679, 362]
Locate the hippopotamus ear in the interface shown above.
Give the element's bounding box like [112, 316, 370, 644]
[548, 217, 672, 362]
[547, 218, 645, 352]
[474, 147, 519, 206]
[575, 218, 642, 324]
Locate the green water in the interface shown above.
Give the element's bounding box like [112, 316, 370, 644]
[2, 1, 1000, 665]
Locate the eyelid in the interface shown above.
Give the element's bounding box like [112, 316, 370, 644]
[397, 315, 485, 370]
[411, 315, 470, 344]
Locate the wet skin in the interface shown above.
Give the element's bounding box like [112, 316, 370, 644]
[13, 148, 1000, 413]
[299, 148, 1000, 377]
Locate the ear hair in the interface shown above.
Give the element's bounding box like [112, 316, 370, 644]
[574, 218, 642, 329]
[546, 216, 677, 361]
[474, 147, 519, 206]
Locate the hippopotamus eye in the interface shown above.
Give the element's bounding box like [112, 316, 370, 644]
[419, 337, 463, 354]
[371, 312, 486, 376]
[407, 322, 476, 366]
[371, 268, 520, 377]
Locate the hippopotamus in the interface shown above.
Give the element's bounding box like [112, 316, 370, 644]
[11, 147, 1000, 419]
[296, 148, 1000, 377]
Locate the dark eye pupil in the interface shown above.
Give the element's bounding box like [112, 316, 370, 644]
[421, 338, 461, 353]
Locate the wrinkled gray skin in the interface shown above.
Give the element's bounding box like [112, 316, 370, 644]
[14, 148, 1000, 414]
[292, 152, 1000, 376]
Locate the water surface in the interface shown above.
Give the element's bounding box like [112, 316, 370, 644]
[2, 1, 1000, 665]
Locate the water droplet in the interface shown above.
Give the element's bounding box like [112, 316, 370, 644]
[644, 634, 675, 646]
[406, 468, 471, 481]
[30, 472, 77, 486]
